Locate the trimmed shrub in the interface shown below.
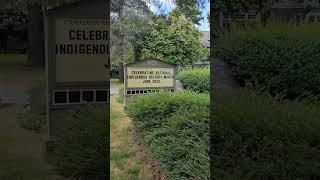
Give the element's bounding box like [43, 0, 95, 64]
[177, 68, 210, 93]
[50, 105, 108, 180]
[18, 112, 46, 132]
[18, 81, 46, 132]
[213, 24, 320, 99]
[211, 89, 320, 179]
[127, 92, 209, 179]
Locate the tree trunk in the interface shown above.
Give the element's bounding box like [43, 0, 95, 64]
[118, 62, 124, 83]
[118, 33, 125, 83]
[27, 0, 45, 67]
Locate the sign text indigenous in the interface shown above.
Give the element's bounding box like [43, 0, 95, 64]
[126, 67, 175, 88]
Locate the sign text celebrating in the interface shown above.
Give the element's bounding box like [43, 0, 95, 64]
[126, 67, 175, 88]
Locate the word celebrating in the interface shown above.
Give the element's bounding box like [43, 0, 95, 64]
[69, 30, 108, 41]
[56, 29, 109, 55]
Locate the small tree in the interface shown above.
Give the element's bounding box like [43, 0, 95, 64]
[141, 13, 207, 66]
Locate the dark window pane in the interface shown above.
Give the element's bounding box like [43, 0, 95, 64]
[96, 90, 108, 102]
[55, 91, 67, 104]
[69, 91, 81, 103]
[82, 91, 94, 102]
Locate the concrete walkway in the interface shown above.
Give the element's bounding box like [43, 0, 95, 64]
[110, 87, 118, 96]
[0, 80, 29, 105]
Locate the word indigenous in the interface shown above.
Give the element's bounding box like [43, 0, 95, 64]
[56, 30, 109, 55]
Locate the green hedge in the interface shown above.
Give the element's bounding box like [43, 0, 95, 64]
[211, 89, 320, 179]
[127, 92, 209, 179]
[214, 24, 320, 98]
[50, 105, 108, 180]
[177, 68, 210, 93]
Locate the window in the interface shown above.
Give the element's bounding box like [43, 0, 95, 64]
[69, 91, 81, 103]
[54, 91, 67, 104]
[82, 91, 94, 102]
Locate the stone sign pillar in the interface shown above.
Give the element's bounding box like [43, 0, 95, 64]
[44, 0, 110, 147]
[124, 59, 177, 106]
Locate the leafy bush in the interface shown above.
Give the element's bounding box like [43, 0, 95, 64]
[115, 87, 124, 104]
[18, 81, 46, 132]
[127, 92, 209, 179]
[214, 23, 320, 99]
[141, 14, 207, 66]
[50, 105, 108, 180]
[211, 89, 320, 179]
[18, 112, 46, 132]
[110, 63, 119, 78]
[177, 68, 210, 93]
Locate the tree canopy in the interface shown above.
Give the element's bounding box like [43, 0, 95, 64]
[141, 12, 207, 66]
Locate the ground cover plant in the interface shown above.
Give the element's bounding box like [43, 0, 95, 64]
[177, 68, 210, 93]
[18, 80, 46, 132]
[0, 54, 61, 180]
[213, 23, 320, 99]
[211, 89, 320, 179]
[127, 91, 210, 179]
[50, 105, 108, 180]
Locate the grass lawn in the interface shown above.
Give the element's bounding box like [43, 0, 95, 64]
[0, 106, 63, 180]
[0, 54, 61, 179]
[0, 54, 44, 81]
[110, 78, 123, 88]
[110, 96, 153, 179]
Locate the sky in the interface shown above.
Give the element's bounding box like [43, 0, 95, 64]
[148, 0, 210, 31]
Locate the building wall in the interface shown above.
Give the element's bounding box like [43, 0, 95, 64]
[214, 0, 320, 30]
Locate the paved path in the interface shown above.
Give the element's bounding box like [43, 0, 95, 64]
[211, 58, 240, 98]
[110, 86, 118, 96]
[0, 80, 29, 105]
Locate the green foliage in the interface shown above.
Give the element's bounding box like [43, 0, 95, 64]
[28, 81, 46, 112]
[0, 0, 26, 33]
[116, 88, 124, 103]
[171, 3, 201, 25]
[177, 68, 210, 93]
[18, 81, 46, 132]
[141, 14, 207, 66]
[111, 0, 152, 64]
[127, 92, 209, 179]
[51, 105, 108, 180]
[211, 89, 320, 179]
[213, 23, 320, 99]
[18, 112, 46, 132]
[212, 0, 279, 15]
[110, 63, 119, 78]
